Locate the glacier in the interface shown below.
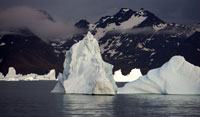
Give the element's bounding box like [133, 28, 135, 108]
[0, 67, 56, 81]
[113, 69, 142, 82]
[118, 56, 200, 95]
[51, 32, 118, 95]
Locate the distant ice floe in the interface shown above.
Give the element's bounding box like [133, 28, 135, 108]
[118, 56, 200, 95]
[0, 67, 56, 81]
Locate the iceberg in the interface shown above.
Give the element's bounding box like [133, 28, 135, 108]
[113, 69, 142, 82]
[5, 67, 21, 81]
[51, 32, 118, 95]
[118, 56, 200, 94]
[21, 69, 56, 81]
[0, 67, 56, 81]
[0, 72, 4, 79]
[45, 69, 56, 80]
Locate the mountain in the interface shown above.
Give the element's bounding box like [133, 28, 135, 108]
[93, 8, 165, 30]
[0, 31, 64, 75]
[61, 8, 200, 75]
[179, 31, 200, 66]
[1, 8, 200, 76]
[0, 10, 64, 75]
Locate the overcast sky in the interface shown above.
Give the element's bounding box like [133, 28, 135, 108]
[0, 0, 199, 25]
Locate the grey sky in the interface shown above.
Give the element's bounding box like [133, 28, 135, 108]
[0, 0, 199, 25]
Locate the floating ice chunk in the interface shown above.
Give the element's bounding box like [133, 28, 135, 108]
[5, 67, 16, 78]
[45, 69, 56, 80]
[118, 56, 200, 95]
[113, 69, 142, 82]
[5, 67, 21, 80]
[21, 69, 56, 81]
[51, 32, 118, 95]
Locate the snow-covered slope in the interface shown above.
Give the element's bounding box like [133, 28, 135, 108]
[118, 56, 200, 94]
[51, 32, 118, 95]
[88, 8, 165, 39]
[113, 69, 142, 82]
[66, 8, 200, 74]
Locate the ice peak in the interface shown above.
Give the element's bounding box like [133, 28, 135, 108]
[5, 67, 16, 78]
[169, 56, 185, 63]
[164, 55, 196, 73]
[167, 56, 185, 66]
[85, 31, 94, 40]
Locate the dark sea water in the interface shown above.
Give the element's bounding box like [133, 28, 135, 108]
[0, 81, 200, 117]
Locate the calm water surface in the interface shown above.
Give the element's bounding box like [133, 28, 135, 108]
[0, 81, 200, 117]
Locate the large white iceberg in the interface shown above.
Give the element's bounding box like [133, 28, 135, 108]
[51, 32, 118, 95]
[113, 69, 142, 82]
[0, 67, 56, 81]
[118, 56, 200, 95]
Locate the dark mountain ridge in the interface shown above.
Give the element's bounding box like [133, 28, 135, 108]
[0, 8, 200, 76]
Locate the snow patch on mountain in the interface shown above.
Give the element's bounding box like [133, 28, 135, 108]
[87, 8, 153, 40]
[107, 49, 118, 57]
[153, 24, 167, 31]
[137, 43, 155, 52]
[119, 15, 147, 29]
[93, 15, 147, 39]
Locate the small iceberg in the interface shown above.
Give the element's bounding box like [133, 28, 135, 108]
[118, 56, 200, 95]
[51, 32, 118, 95]
[113, 69, 142, 82]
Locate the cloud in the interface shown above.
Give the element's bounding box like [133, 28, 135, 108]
[0, 6, 80, 42]
[109, 26, 180, 36]
[109, 27, 155, 35]
[123, 27, 155, 35]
